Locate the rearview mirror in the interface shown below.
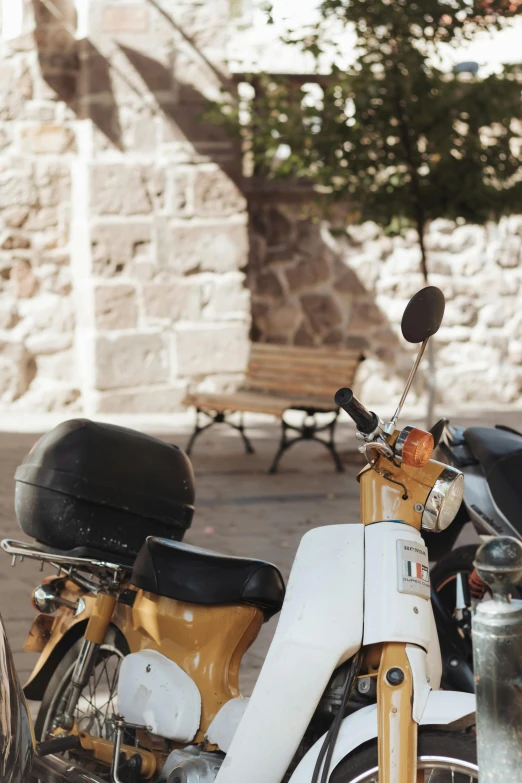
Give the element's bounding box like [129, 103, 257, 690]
[401, 286, 445, 344]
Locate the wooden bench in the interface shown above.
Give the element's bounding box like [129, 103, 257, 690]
[184, 343, 363, 473]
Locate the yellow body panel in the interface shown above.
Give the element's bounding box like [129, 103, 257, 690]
[112, 589, 264, 742]
[359, 451, 447, 528]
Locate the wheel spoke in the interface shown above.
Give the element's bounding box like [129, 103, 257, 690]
[92, 656, 108, 694]
[42, 646, 125, 744]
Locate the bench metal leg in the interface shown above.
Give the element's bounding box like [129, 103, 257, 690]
[186, 408, 214, 455]
[268, 410, 344, 474]
[227, 411, 255, 454]
[186, 409, 255, 457]
[327, 410, 344, 473]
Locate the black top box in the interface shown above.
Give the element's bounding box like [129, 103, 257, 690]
[14, 419, 195, 562]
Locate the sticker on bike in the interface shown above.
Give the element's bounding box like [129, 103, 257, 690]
[397, 539, 430, 599]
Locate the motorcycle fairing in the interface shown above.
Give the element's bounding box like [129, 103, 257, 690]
[464, 426, 522, 526]
[288, 692, 476, 782]
[463, 463, 519, 538]
[363, 522, 433, 650]
[439, 421, 520, 539]
[214, 524, 365, 783]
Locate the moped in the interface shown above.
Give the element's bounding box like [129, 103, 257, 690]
[4, 287, 477, 783]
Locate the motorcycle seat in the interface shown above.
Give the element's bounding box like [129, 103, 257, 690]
[464, 426, 522, 527]
[131, 537, 286, 619]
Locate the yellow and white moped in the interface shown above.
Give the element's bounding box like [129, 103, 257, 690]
[3, 287, 477, 783]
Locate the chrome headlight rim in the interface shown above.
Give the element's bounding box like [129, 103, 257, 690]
[421, 466, 464, 532]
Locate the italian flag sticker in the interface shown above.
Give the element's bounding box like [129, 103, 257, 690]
[403, 560, 429, 581]
[397, 539, 430, 599]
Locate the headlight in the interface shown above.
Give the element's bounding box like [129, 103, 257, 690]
[32, 582, 59, 613]
[421, 466, 464, 532]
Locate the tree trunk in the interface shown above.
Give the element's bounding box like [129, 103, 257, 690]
[392, 73, 436, 428]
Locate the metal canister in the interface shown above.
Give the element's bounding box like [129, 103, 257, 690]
[472, 537, 522, 781]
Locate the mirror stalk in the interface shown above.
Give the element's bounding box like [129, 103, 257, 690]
[384, 338, 429, 435]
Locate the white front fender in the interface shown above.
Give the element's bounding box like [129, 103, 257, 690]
[288, 691, 475, 783]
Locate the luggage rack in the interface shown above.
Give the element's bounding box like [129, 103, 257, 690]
[1, 539, 128, 588]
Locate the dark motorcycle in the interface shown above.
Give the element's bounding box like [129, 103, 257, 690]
[426, 419, 522, 692]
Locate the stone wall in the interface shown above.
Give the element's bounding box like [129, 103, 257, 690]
[0, 1, 78, 411]
[0, 0, 251, 414]
[80, 0, 251, 414]
[249, 199, 522, 408]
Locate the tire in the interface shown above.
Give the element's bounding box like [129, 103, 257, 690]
[430, 544, 479, 691]
[34, 625, 129, 742]
[430, 545, 479, 606]
[330, 730, 477, 782]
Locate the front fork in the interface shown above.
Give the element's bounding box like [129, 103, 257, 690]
[59, 592, 117, 730]
[377, 642, 418, 783]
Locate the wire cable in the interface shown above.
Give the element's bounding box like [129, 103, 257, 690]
[311, 650, 363, 783]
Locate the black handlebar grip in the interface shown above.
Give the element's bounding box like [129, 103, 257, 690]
[37, 735, 82, 757]
[335, 388, 379, 434]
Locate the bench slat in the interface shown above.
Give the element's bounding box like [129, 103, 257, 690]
[247, 358, 359, 375]
[250, 344, 361, 364]
[185, 390, 337, 416]
[245, 376, 353, 399]
[247, 362, 359, 384]
[250, 342, 361, 356]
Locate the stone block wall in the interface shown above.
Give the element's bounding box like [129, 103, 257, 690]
[249, 199, 522, 408]
[0, 0, 79, 411]
[76, 0, 251, 414]
[0, 0, 251, 414]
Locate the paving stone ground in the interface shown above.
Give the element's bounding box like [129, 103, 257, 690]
[0, 406, 520, 717]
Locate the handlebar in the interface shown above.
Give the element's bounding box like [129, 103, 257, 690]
[335, 388, 379, 435]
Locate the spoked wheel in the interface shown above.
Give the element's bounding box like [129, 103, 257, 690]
[35, 628, 129, 742]
[331, 731, 477, 782]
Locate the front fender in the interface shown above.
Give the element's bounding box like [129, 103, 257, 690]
[23, 586, 97, 700]
[23, 618, 89, 700]
[288, 691, 475, 782]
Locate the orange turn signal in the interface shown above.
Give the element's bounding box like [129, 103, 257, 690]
[396, 427, 434, 468]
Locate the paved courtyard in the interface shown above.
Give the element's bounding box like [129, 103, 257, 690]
[0, 405, 521, 716]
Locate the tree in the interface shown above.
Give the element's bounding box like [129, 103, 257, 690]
[218, 0, 522, 282]
[211, 0, 522, 421]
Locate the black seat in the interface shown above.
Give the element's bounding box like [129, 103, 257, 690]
[132, 537, 285, 619]
[464, 426, 522, 528]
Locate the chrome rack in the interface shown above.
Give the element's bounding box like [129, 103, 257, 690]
[1, 539, 126, 586]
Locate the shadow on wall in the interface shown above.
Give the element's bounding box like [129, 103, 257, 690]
[32, 0, 123, 147]
[247, 195, 421, 402]
[117, 43, 236, 163]
[31, 0, 238, 168]
[32, 0, 78, 102]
